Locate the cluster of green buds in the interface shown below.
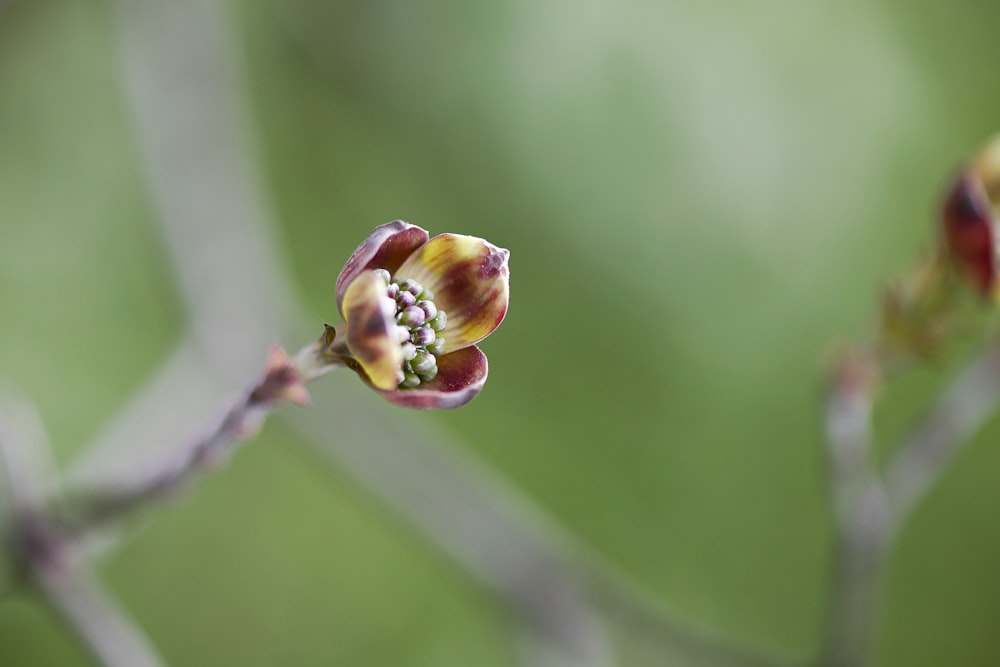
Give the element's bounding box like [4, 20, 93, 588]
[372, 269, 448, 388]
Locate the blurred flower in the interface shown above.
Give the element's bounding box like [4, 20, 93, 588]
[941, 136, 1000, 296]
[941, 171, 995, 294]
[325, 221, 509, 409]
[876, 136, 1000, 366]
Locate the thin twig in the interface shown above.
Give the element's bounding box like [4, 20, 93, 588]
[63, 346, 308, 533]
[816, 200, 1000, 667]
[885, 341, 1000, 522]
[820, 350, 889, 667]
[820, 333, 1000, 667]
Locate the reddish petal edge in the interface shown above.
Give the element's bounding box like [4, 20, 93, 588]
[336, 221, 429, 312]
[378, 346, 489, 409]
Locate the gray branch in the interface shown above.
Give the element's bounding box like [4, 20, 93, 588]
[34, 564, 164, 667]
[819, 340, 1000, 667]
[0, 392, 163, 667]
[819, 355, 889, 667]
[885, 342, 1000, 522]
[64, 345, 306, 534]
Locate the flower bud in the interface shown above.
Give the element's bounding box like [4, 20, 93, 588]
[418, 300, 437, 320]
[412, 327, 436, 346]
[429, 311, 447, 332]
[400, 371, 421, 388]
[396, 290, 416, 308]
[427, 338, 446, 356]
[400, 279, 424, 296]
[411, 352, 437, 375]
[398, 305, 426, 328]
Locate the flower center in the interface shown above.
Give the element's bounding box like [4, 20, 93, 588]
[374, 269, 448, 388]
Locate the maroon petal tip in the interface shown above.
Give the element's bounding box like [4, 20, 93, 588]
[336, 221, 429, 312]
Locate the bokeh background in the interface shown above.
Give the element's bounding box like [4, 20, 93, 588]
[3, 0, 1000, 665]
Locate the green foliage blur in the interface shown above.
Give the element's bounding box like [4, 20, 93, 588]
[3, 0, 1000, 665]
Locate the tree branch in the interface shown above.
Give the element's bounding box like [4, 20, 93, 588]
[820, 350, 889, 667]
[0, 391, 163, 667]
[885, 341, 1000, 522]
[62, 345, 309, 534]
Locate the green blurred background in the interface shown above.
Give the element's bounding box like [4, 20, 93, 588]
[3, 0, 1000, 665]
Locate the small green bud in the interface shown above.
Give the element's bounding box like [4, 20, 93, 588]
[401, 342, 417, 361]
[373, 268, 392, 285]
[400, 371, 421, 388]
[418, 365, 438, 382]
[418, 300, 437, 320]
[427, 338, 446, 356]
[411, 352, 437, 375]
[429, 310, 447, 332]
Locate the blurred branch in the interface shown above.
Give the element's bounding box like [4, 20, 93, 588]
[62, 346, 308, 534]
[72, 0, 302, 486]
[33, 564, 164, 667]
[585, 562, 797, 667]
[0, 391, 163, 667]
[293, 392, 791, 667]
[817, 336, 1000, 667]
[0, 387, 57, 517]
[820, 350, 889, 667]
[112, 0, 300, 366]
[292, 400, 616, 667]
[885, 341, 1000, 522]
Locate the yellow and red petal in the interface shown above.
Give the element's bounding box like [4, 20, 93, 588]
[941, 170, 996, 294]
[394, 234, 509, 352]
[378, 346, 489, 409]
[336, 221, 429, 313]
[342, 270, 404, 390]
